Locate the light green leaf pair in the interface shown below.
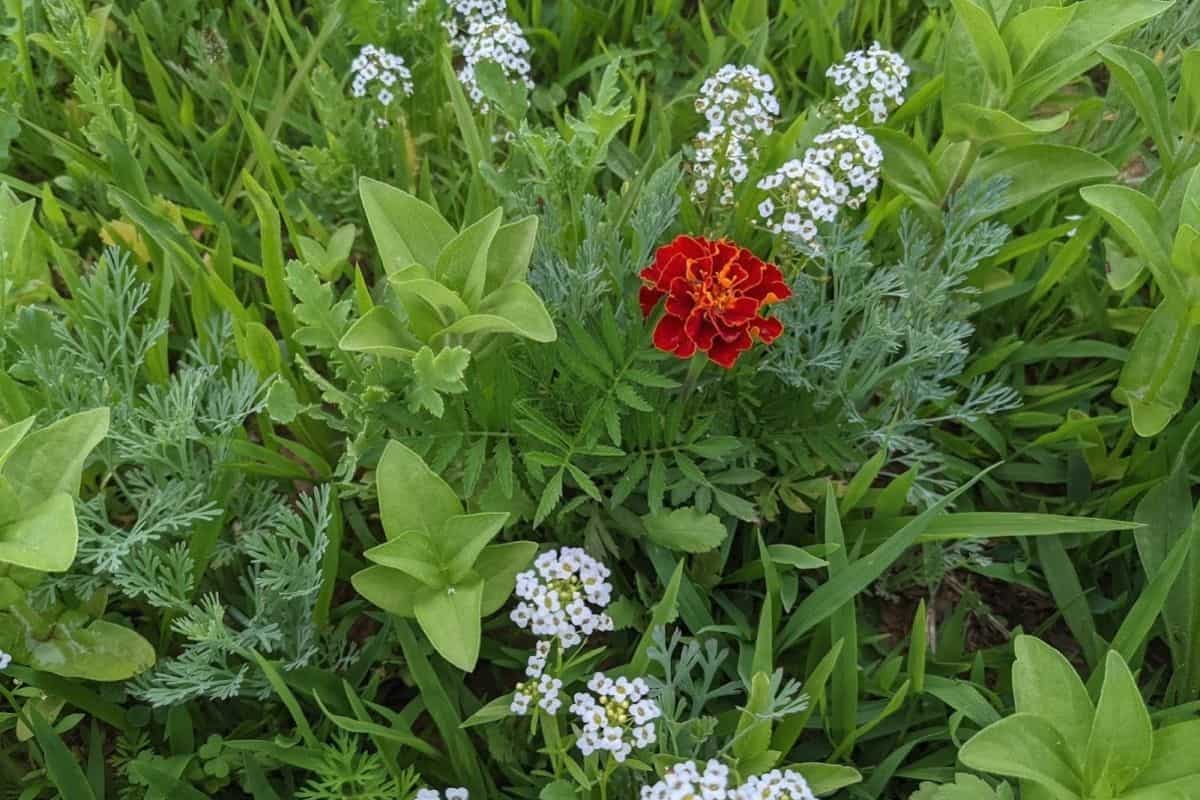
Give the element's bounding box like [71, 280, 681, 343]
[0, 408, 109, 573]
[960, 636, 1200, 799]
[351, 442, 536, 671]
[340, 179, 554, 363]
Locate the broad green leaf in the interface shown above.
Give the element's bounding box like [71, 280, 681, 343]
[1100, 45, 1174, 170]
[338, 306, 417, 360]
[2, 408, 109, 508]
[437, 283, 557, 344]
[440, 512, 511, 581]
[1013, 635, 1094, 773]
[1084, 652, 1153, 796]
[0, 415, 34, 472]
[1113, 301, 1200, 437]
[475, 541, 537, 615]
[0, 493, 77, 571]
[414, 573, 484, 671]
[959, 714, 1082, 800]
[1081, 185, 1173, 287]
[350, 565, 423, 617]
[1010, 0, 1174, 113]
[1127, 720, 1200, 790]
[641, 507, 727, 553]
[486, 215, 538, 292]
[950, 0, 1012, 96]
[359, 177, 455, 273]
[25, 619, 155, 681]
[389, 275, 471, 333]
[1002, 5, 1076, 75]
[364, 531, 445, 586]
[968, 145, 1116, 219]
[376, 441, 463, 539]
[946, 106, 1069, 145]
[871, 128, 944, 218]
[437, 207, 502, 308]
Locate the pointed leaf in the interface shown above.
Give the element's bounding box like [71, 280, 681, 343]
[0, 493, 77, 571]
[439, 512, 511, 581]
[438, 208, 501, 307]
[376, 441, 463, 539]
[959, 714, 1082, 800]
[359, 177, 454, 273]
[350, 565, 422, 617]
[339, 307, 417, 360]
[1013, 635, 1094, 772]
[476, 540, 537, 615]
[364, 531, 445, 586]
[486, 215, 538, 291]
[414, 573, 484, 671]
[2, 408, 109, 508]
[1084, 651, 1153, 796]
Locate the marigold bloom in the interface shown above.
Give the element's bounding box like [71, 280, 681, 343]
[639, 235, 791, 368]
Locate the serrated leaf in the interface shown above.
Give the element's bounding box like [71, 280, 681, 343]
[534, 470, 563, 527]
[642, 507, 727, 553]
[614, 382, 653, 412]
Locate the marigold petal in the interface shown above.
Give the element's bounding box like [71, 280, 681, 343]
[752, 315, 784, 343]
[639, 286, 665, 318]
[652, 314, 686, 353]
[708, 331, 752, 368]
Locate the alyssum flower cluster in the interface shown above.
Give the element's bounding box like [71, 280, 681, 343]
[691, 64, 781, 207]
[349, 44, 415, 118]
[571, 673, 660, 762]
[755, 45, 906, 248]
[640, 761, 818, 800]
[826, 41, 910, 124]
[447, 0, 534, 112]
[506, 549, 663, 764]
[508, 548, 615, 717]
[509, 547, 615, 647]
[756, 124, 884, 245]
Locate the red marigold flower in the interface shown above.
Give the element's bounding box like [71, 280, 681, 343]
[639, 235, 791, 368]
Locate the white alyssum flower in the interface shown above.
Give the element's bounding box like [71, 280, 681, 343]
[510, 547, 614, 648]
[571, 672, 660, 763]
[755, 160, 836, 246]
[691, 64, 780, 207]
[511, 641, 565, 715]
[415, 788, 469, 800]
[447, 2, 534, 114]
[350, 45, 414, 109]
[802, 124, 883, 209]
[826, 42, 910, 124]
[733, 769, 817, 800]
[0, 650, 10, 670]
[641, 760, 733, 800]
